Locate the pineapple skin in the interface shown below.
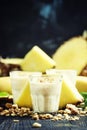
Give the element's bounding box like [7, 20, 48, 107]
[21, 46, 56, 72]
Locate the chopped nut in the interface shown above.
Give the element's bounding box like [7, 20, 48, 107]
[58, 109, 64, 114]
[0, 110, 9, 116]
[51, 114, 63, 121]
[52, 116, 59, 121]
[0, 102, 86, 121]
[32, 113, 39, 120]
[32, 122, 42, 128]
[70, 116, 79, 121]
[66, 104, 79, 115]
[0, 107, 3, 112]
[77, 102, 85, 108]
[6, 113, 10, 116]
[22, 113, 28, 116]
[64, 113, 70, 120]
[5, 103, 12, 108]
[13, 119, 19, 123]
[57, 114, 63, 118]
[64, 109, 71, 114]
[78, 108, 83, 111]
[39, 113, 53, 119]
[11, 113, 16, 116]
[79, 110, 86, 115]
[44, 113, 53, 119]
[12, 104, 18, 109]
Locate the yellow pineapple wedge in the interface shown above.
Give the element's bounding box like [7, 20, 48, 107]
[0, 77, 12, 94]
[21, 46, 56, 72]
[53, 37, 87, 75]
[0, 58, 23, 65]
[76, 76, 87, 92]
[15, 81, 32, 108]
[59, 76, 83, 109]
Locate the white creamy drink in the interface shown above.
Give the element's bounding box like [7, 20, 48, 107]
[10, 71, 29, 103]
[46, 69, 77, 85]
[29, 75, 62, 113]
[10, 71, 42, 107]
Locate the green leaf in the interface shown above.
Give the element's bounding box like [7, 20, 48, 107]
[80, 92, 87, 107]
[80, 92, 87, 98]
[0, 92, 9, 98]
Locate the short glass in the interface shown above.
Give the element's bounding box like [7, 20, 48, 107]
[29, 74, 62, 113]
[46, 69, 77, 85]
[10, 71, 42, 107]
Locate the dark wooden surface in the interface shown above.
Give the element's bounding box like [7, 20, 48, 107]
[0, 116, 87, 130]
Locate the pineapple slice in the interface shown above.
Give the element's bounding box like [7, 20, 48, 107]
[21, 46, 56, 72]
[53, 37, 87, 75]
[0, 58, 23, 65]
[59, 76, 83, 109]
[0, 77, 12, 94]
[76, 76, 87, 92]
[15, 81, 32, 108]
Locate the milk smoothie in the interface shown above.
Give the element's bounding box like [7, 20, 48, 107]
[46, 69, 77, 85]
[29, 74, 62, 113]
[10, 71, 42, 107]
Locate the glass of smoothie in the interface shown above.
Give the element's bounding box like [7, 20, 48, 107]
[10, 71, 42, 108]
[46, 69, 77, 85]
[29, 74, 62, 113]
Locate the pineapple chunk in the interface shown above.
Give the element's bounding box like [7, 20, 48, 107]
[0, 77, 12, 94]
[21, 46, 56, 72]
[15, 81, 32, 108]
[53, 37, 87, 75]
[59, 76, 83, 109]
[76, 76, 87, 92]
[0, 58, 23, 65]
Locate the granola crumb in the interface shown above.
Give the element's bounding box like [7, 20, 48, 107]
[66, 104, 79, 115]
[0, 102, 86, 121]
[32, 122, 42, 128]
[32, 113, 39, 120]
[13, 119, 19, 123]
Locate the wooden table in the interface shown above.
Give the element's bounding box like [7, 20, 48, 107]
[0, 116, 87, 130]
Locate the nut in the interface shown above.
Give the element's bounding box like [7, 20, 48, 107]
[32, 113, 39, 120]
[0, 107, 3, 112]
[0, 110, 9, 116]
[66, 104, 79, 115]
[5, 103, 12, 108]
[32, 122, 42, 128]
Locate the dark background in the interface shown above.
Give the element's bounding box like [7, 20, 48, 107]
[0, 0, 87, 58]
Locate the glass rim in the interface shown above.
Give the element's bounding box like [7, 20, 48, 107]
[29, 74, 63, 84]
[46, 69, 77, 72]
[9, 71, 42, 77]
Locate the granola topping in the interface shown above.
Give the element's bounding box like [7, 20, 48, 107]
[0, 102, 87, 121]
